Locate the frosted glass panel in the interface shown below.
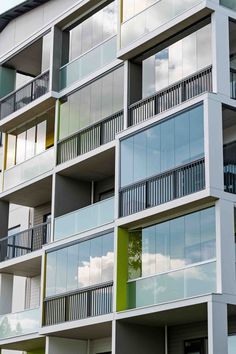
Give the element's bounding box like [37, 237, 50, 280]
[36, 121, 46, 154]
[16, 132, 26, 165]
[6, 135, 16, 169]
[25, 127, 36, 159]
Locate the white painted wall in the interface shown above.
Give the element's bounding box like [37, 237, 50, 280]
[46, 337, 87, 354]
[90, 338, 112, 354]
[0, 0, 82, 58]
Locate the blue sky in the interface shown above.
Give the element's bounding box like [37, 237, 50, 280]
[0, 0, 25, 14]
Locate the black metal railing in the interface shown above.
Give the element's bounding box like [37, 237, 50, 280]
[0, 221, 51, 262]
[224, 162, 236, 194]
[0, 71, 50, 120]
[119, 158, 205, 217]
[43, 282, 113, 326]
[128, 66, 212, 126]
[230, 68, 236, 100]
[57, 110, 124, 164]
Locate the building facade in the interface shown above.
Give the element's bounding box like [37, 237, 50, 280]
[0, 0, 235, 353]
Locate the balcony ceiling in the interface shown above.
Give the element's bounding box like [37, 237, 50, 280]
[0, 0, 50, 32]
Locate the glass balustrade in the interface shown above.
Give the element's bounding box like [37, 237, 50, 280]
[60, 36, 117, 90]
[127, 261, 216, 309]
[0, 308, 40, 340]
[54, 197, 114, 240]
[121, 0, 202, 47]
[4, 147, 54, 191]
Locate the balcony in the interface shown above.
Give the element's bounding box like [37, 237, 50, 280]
[43, 282, 113, 326]
[128, 66, 212, 126]
[0, 221, 51, 262]
[57, 110, 124, 165]
[54, 197, 114, 240]
[3, 147, 54, 191]
[0, 71, 49, 121]
[60, 36, 117, 91]
[120, 159, 205, 217]
[127, 261, 215, 309]
[121, 0, 202, 48]
[0, 308, 40, 341]
[224, 162, 236, 194]
[220, 0, 236, 11]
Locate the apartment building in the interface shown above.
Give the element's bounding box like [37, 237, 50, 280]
[0, 0, 235, 354]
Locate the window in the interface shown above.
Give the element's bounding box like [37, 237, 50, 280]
[128, 207, 216, 280]
[120, 104, 204, 188]
[184, 339, 206, 354]
[45, 232, 114, 297]
[69, 2, 117, 62]
[142, 24, 212, 98]
[59, 66, 124, 140]
[5, 109, 54, 170]
[229, 335, 236, 354]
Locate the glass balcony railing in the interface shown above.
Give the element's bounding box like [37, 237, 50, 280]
[121, 0, 202, 47]
[54, 197, 114, 240]
[60, 36, 117, 90]
[0, 308, 40, 340]
[127, 261, 216, 309]
[0, 71, 49, 121]
[220, 0, 236, 11]
[3, 147, 54, 191]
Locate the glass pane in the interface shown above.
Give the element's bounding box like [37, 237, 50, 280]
[170, 217, 185, 269]
[147, 124, 161, 177]
[113, 66, 124, 113]
[185, 262, 216, 297]
[128, 231, 142, 280]
[133, 131, 147, 183]
[81, 16, 93, 53]
[41, 32, 51, 71]
[69, 25, 82, 61]
[69, 91, 80, 135]
[197, 24, 212, 70]
[120, 137, 134, 187]
[169, 40, 183, 85]
[201, 207, 216, 261]
[174, 111, 190, 166]
[142, 226, 156, 276]
[66, 244, 79, 291]
[55, 248, 68, 294]
[101, 72, 113, 119]
[103, 2, 116, 40]
[6, 134, 16, 169]
[78, 241, 90, 288]
[36, 121, 46, 155]
[92, 10, 103, 48]
[156, 221, 170, 273]
[90, 237, 102, 285]
[228, 335, 236, 354]
[185, 211, 201, 264]
[189, 105, 204, 160]
[155, 49, 169, 91]
[143, 55, 156, 98]
[79, 85, 91, 130]
[90, 79, 102, 124]
[16, 132, 26, 164]
[25, 127, 36, 159]
[182, 32, 197, 77]
[122, 0, 135, 22]
[59, 99, 70, 140]
[46, 252, 57, 297]
[102, 233, 114, 282]
[160, 119, 175, 171]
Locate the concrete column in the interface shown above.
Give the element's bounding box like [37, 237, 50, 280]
[204, 97, 224, 192]
[211, 11, 231, 97]
[208, 301, 228, 354]
[215, 199, 236, 294]
[0, 274, 13, 315]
